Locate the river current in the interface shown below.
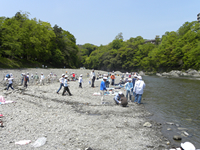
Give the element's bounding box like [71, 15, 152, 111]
[142, 75, 200, 147]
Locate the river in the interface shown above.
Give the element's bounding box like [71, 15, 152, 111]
[142, 75, 200, 148]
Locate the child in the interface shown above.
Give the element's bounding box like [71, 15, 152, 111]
[62, 75, 72, 96]
[5, 76, 14, 91]
[79, 74, 83, 88]
[100, 77, 107, 104]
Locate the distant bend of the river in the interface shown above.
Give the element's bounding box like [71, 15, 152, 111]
[143, 75, 200, 148]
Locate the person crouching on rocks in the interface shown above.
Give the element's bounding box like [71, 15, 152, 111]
[100, 77, 107, 104]
[113, 91, 128, 107]
[62, 75, 72, 96]
[79, 74, 83, 88]
[57, 74, 65, 94]
[133, 76, 146, 105]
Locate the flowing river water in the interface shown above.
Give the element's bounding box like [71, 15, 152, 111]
[142, 75, 200, 148]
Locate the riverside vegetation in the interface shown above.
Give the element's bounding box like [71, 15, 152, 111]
[0, 12, 200, 72]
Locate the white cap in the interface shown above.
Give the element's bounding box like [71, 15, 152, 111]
[137, 76, 142, 80]
[126, 72, 128, 74]
[65, 75, 68, 78]
[41, 72, 43, 74]
[128, 78, 132, 81]
[118, 91, 123, 95]
[22, 73, 25, 75]
[134, 75, 137, 78]
[62, 74, 65, 76]
[181, 142, 196, 150]
[80, 74, 82, 77]
[103, 77, 107, 80]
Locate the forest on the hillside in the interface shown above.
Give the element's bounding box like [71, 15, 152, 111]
[1, 12, 200, 72]
[79, 21, 200, 72]
[0, 12, 79, 68]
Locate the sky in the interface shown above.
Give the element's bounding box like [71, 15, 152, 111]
[0, 0, 200, 46]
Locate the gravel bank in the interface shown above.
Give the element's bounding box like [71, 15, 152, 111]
[0, 68, 169, 150]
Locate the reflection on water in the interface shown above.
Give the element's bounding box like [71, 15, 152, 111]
[143, 75, 200, 147]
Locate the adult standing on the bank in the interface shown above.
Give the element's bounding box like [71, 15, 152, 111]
[133, 76, 146, 104]
[90, 69, 96, 87]
[100, 77, 107, 104]
[132, 75, 137, 96]
[57, 74, 65, 94]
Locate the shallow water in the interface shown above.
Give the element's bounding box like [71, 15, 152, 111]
[143, 75, 200, 147]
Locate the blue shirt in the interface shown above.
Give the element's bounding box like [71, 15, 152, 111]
[125, 82, 133, 91]
[100, 81, 106, 91]
[114, 93, 121, 103]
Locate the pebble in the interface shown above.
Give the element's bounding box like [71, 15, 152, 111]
[173, 135, 182, 140]
[143, 122, 152, 128]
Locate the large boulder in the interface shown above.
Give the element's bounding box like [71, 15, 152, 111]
[186, 69, 198, 75]
[139, 71, 145, 76]
[162, 72, 170, 76]
[156, 73, 162, 77]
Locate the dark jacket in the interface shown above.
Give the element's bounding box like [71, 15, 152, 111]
[120, 96, 128, 107]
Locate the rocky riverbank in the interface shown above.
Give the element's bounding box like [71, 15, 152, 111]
[156, 69, 200, 79]
[0, 68, 170, 150]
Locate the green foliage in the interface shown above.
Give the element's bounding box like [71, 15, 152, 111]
[80, 23, 200, 72]
[0, 12, 79, 68]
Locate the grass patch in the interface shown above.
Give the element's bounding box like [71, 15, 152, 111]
[0, 57, 54, 69]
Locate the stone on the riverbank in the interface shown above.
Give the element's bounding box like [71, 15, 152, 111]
[178, 127, 188, 131]
[139, 71, 145, 76]
[156, 73, 162, 77]
[173, 135, 182, 141]
[143, 122, 152, 128]
[85, 147, 93, 150]
[166, 122, 174, 125]
[167, 128, 172, 131]
[182, 131, 189, 136]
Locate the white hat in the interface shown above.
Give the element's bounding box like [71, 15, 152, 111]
[62, 74, 65, 76]
[22, 73, 25, 75]
[134, 75, 137, 78]
[181, 142, 196, 150]
[103, 77, 107, 80]
[128, 78, 132, 81]
[80, 74, 82, 77]
[137, 76, 142, 80]
[41, 72, 43, 74]
[118, 91, 123, 95]
[126, 72, 129, 74]
[65, 75, 68, 78]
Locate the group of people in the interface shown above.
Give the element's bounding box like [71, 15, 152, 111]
[98, 70, 146, 106]
[21, 72, 45, 87]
